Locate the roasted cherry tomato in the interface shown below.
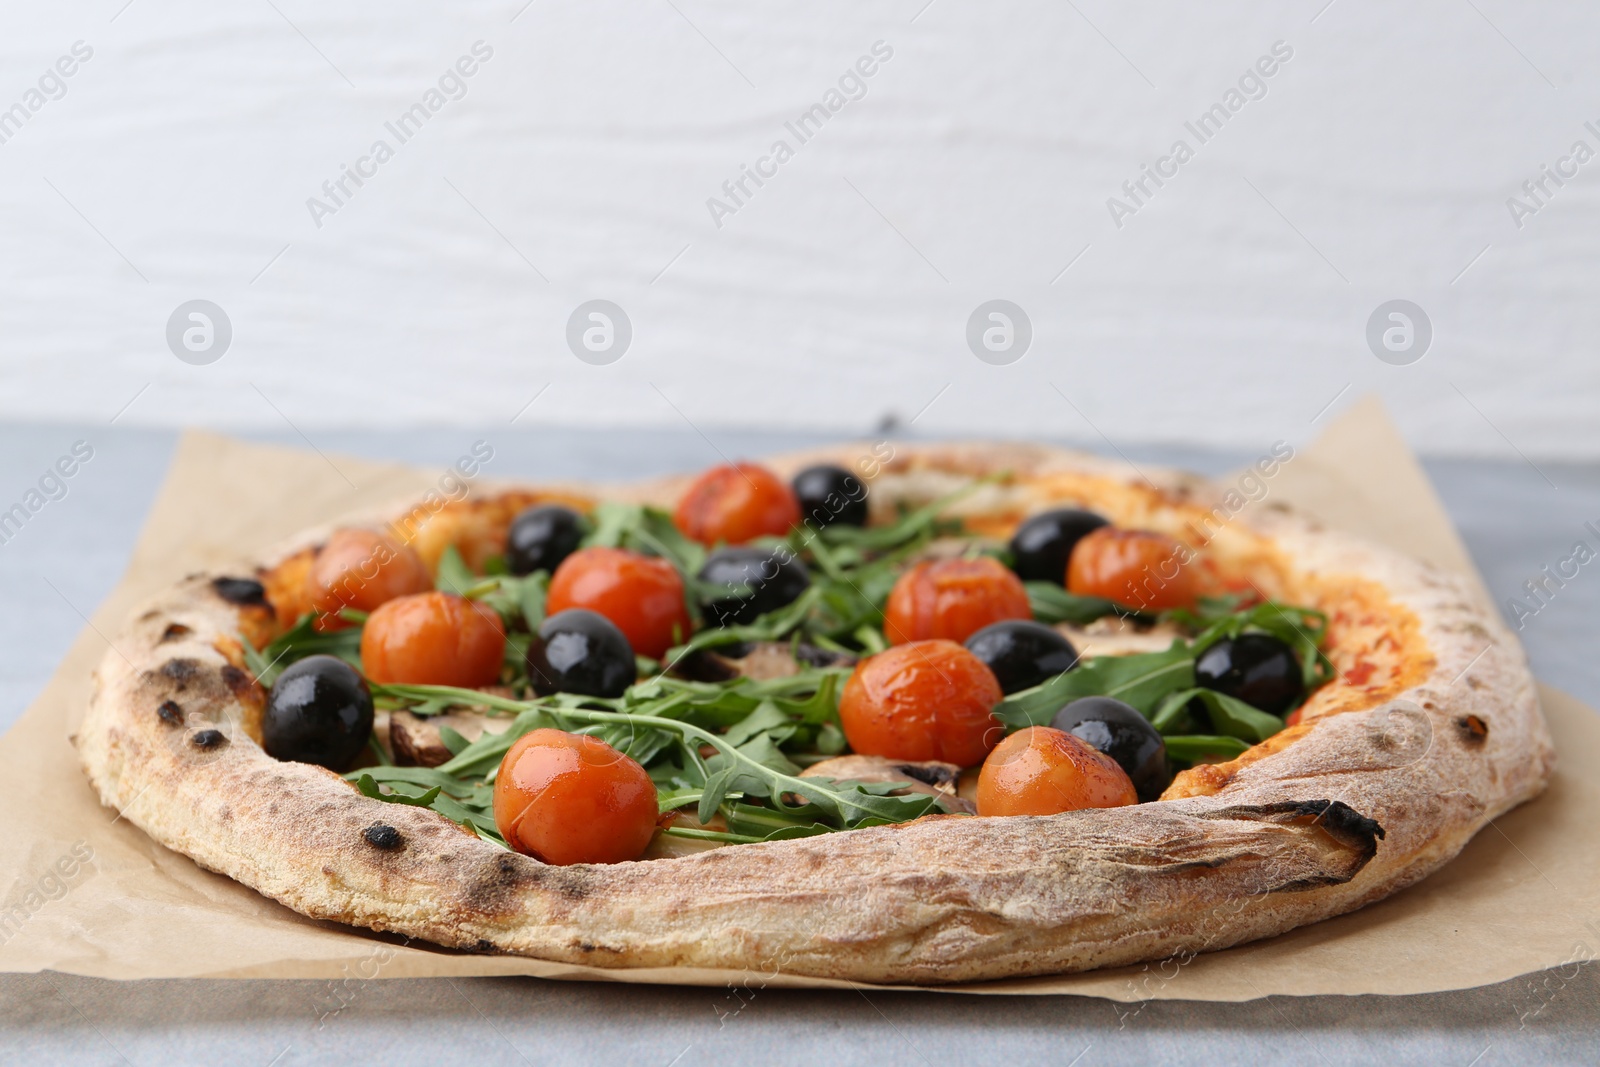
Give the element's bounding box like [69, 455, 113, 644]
[263, 655, 374, 771]
[1008, 508, 1108, 585]
[493, 729, 658, 865]
[307, 527, 432, 631]
[506, 504, 587, 577]
[964, 619, 1078, 694]
[792, 464, 869, 529]
[1194, 633, 1304, 716]
[883, 557, 1031, 646]
[697, 546, 811, 627]
[527, 609, 636, 698]
[359, 591, 506, 687]
[1050, 696, 1168, 802]
[838, 640, 1004, 767]
[1065, 527, 1198, 611]
[976, 726, 1137, 816]
[673, 462, 800, 546]
[545, 546, 691, 660]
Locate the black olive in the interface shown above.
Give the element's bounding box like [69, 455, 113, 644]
[505, 504, 587, 577]
[527, 609, 635, 698]
[1194, 633, 1304, 716]
[1050, 696, 1168, 802]
[696, 547, 811, 627]
[963, 620, 1079, 694]
[792, 465, 869, 529]
[263, 655, 375, 771]
[1008, 508, 1110, 584]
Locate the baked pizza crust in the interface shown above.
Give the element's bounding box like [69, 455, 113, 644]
[73, 443, 1554, 984]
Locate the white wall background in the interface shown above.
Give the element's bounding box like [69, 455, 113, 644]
[0, 1, 1596, 457]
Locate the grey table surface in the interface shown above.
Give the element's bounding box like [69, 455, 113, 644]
[1, 422, 1597, 1067]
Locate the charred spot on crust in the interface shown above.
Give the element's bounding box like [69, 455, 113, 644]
[159, 658, 201, 690]
[464, 854, 598, 914]
[156, 700, 184, 726]
[191, 728, 227, 749]
[159, 623, 192, 643]
[460, 853, 534, 914]
[364, 825, 404, 850]
[472, 939, 497, 953]
[1284, 799, 1384, 846]
[1206, 799, 1385, 884]
[552, 872, 591, 900]
[220, 665, 255, 696]
[1456, 714, 1489, 744]
[470, 854, 525, 895]
[212, 576, 270, 608]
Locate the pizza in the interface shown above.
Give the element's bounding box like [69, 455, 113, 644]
[74, 442, 1554, 984]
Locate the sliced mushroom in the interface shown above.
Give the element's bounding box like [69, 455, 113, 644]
[800, 754, 976, 815]
[677, 641, 856, 683]
[1056, 617, 1186, 658]
[384, 709, 499, 768]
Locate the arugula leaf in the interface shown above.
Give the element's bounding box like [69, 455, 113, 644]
[434, 544, 476, 595]
[1149, 687, 1284, 742]
[852, 625, 888, 654]
[813, 721, 847, 755]
[353, 773, 442, 807]
[434, 708, 553, 776]
[240, 614, 362, 688]
[721, 700, 795, 748]
[659, 818, 837, 845]
[375, 682, 940, 833]
[1161, 734, 1250, 762]
[657, 826, 766, 845]
[438, 726, 472, 757]
[1173, 599, 1335, 693]
[1025, 582, 1139, 626]
[665, 585, 820, 660]
[518, 573, 548, 631]
[584, 502, 705, 578]
[994, 642, 1195, 729]
[457, 568, 541, 614]
[717, 732, 802, 793]
[723, 802, 833, 839]
[808, 479, 988, 554]
[696, 764, 738, 824]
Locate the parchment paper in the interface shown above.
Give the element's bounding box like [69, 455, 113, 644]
[2, 396, 1596, 1000]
